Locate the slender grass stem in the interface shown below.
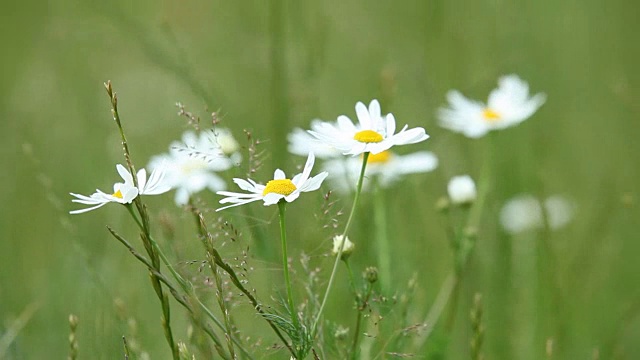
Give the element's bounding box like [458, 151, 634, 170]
[104, 81, 136, 178]
[0, 302, 40, 358]
[190, 207, 295, 357]
[107, 80, 178, 359]
[312, 152, 369, 336]
[109, 224, 243, 359]
[278, 201, 300, 333]
[373, 182, 390, 292]
[412, 137, 494, 351]
[344, 260, 357, 295]
[188, 205, 237, 359]
[350, 283, 373, 359]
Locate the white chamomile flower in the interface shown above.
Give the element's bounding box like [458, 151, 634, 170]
[149, 129, 238, 205]
[438, 75, 546, 138]
[308, 99, 429, 156]
[447, 175, 477, 205]
[213, 127, 241, 157]
[216, 152, 328, 211]
[137, 163, 172, 195]
[332, 235, 355, 259]
[287, 122, 343, 159]
[70, 164, 169, 214]
[499, 194, 574, 234]
[322, 150, 438, 193]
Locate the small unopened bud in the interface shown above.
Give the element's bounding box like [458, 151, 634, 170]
[447, 175, 476, 205]
[364, 267, 378, 284]
[332, 235, 355, 260]
[436, 196, 450, 212]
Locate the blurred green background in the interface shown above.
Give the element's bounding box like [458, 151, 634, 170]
[1, 0, 639, 359]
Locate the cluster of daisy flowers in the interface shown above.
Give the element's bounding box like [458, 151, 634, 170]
[216, 98, 430, 208]
[68, 74, 571, 359]
[287, 100, 438, 193]
[70, 128, 241, 213]
[71, 74, 563, 232]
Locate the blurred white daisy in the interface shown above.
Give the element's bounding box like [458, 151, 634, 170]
[499, 194, 574, 234]
[216, 152, 328, 211]
[322, 150, 438, 193]
[447, 175, 477, 205]
[308, 99, 429, 156]
[438, 75, 546, 138]
[149, 129, 239, 205]
[287, 122, 342, 159]
[70, 164, 169, 214]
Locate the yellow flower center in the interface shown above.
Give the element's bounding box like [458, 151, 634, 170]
[353, 130, 383, 143]
[482, 108, 501, 123]
[113, 189, 123, 199]
[262, 179, 297, 196]
[366, 151, 392, 164]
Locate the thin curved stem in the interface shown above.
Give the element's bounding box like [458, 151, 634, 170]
[190, 207, 293, 357]
[278, 201, 300, 332]
[312, 152, 369, 336]
[350, 283, 373, 360]
[412, 136, 494, 351]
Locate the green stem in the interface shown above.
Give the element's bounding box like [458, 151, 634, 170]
[412, 137, 494, 351]
[373, 182, 390, 292]
[344, 260, 357, 295]
[350, 284, 373, 360]
[104, 81, 137, 179]
[312, 152, 370, 336]
[278, 201, 300, 332]
[190, 207, 293, 357]
[124, 205, 179, 360]
[107, 226, 234, 359]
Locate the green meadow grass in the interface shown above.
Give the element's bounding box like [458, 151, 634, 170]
[1, 0, 639, 358]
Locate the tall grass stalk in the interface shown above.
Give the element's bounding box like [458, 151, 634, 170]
[68, 314, 79, 360]
[470, 293, 485, 360]
[0, 302, 39, 358]
[189, 204, 236, 358]
[190, 207, 296, 357]
[312, 152, 370, 336]
[413, 136, 494, 351]
[277, 201, 301, 334]
[105, 81, 179, 360]
[350, 278, 374, 359]
[373, 183, 391, 292]
[109, 219, 234, 359]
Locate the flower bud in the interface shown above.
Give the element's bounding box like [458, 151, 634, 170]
[364, 267, 378, 284]
[332, 235, 355, 260]
[447, 175, 476, 205]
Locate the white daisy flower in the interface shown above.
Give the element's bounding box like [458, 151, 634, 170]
[447, 175, 477, 205]
[308, 99, 429, 156]
[287, 122, 343, 159]
[212, 127, 241, 160]
[216, 152, 328, 211]
[136, 164, 172, 195]
[70, 164, 169, 214]
[149, 129, 238, 205]
[321, 150, 438, 193]
[438, 75, 546, 138]
[499, 194, 574, 234]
